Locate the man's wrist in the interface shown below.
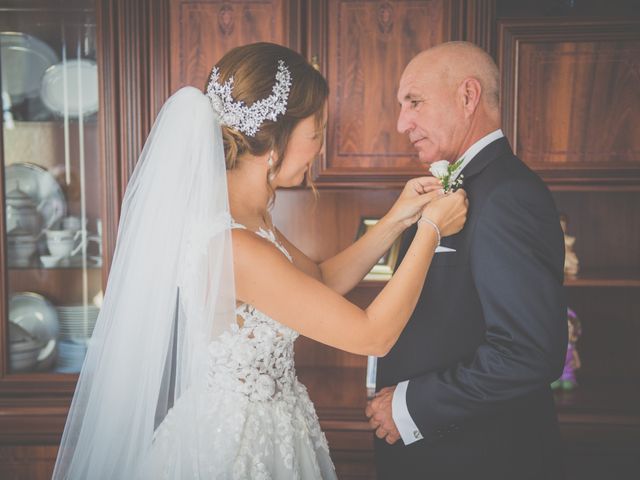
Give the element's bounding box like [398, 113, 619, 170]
[392, 380, 424, 444]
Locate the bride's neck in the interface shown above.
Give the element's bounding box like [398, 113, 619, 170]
[227, 155, 273, 225]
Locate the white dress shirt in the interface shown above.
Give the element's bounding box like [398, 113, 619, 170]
[392, 128, 504, 446]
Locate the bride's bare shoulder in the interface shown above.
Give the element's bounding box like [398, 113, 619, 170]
[230, 227, 304, 308]
[231, 228, 290, 268]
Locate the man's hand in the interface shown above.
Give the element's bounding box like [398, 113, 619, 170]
[365, 386, 401, 445]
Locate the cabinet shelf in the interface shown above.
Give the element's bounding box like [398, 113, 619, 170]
[564, 268, 640, 287]
[355, 268, 640, 290]
[555, 382, 640, 420]
[7, 268, 103, 306]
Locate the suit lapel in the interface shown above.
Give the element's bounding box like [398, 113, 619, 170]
[395, 137, 514, 269]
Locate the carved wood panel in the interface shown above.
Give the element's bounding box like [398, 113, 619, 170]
[170, 0, 297, 90]
[499, 19, 640, 186]
[310, 0, 464, 186]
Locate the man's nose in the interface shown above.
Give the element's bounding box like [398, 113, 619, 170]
[397, 108, 412, 134]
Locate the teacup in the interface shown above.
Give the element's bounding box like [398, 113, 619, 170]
[45, 229, 85, 258]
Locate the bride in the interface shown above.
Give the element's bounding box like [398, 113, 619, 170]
[52, 42, 467, 479]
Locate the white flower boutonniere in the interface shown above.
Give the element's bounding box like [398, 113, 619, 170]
[429, 159, 464, 193]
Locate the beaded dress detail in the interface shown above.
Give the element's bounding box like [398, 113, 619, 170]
[139, 222, 337, 480]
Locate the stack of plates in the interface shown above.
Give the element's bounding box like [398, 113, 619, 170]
[56, 305, 100, 341]
[9, 322, 45, 373]
[55, 304, 98, 373]
[55, 340, 88, 373]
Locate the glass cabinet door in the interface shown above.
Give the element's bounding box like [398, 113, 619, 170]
[1, 2, 102, 375]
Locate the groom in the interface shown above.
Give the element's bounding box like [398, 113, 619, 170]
[366, 42, 567, 479]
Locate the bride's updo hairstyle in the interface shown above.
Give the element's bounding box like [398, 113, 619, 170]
[210, 42, 328, 180]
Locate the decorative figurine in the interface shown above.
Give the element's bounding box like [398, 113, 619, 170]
[560, 214, 579, 276]
[552, 308, 582, 391]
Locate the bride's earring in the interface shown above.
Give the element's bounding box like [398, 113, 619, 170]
[268, 150, 276, 181]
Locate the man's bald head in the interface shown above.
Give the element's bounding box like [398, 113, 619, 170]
[405, 41, 500, 109]
[396, 41, 502, 164]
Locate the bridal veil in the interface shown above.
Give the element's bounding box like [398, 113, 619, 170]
[52, 86, 236, 479]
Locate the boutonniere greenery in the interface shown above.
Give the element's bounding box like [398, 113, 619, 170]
[429, 159, 464, 193]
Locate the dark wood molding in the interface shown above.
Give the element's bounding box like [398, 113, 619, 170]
[148, 0, 173, 121]
[0, 61, 6, 380]
[96, 0, 171, 273]
[0, 404, 67, 446]
[449, 0, 466, 41]
[464, 0, 497, 55]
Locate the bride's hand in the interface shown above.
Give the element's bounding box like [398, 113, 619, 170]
[384, 177, 444, 228]
[421, 189, 468, 237]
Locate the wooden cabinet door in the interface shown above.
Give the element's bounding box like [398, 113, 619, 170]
[170, 0, 301, 90]
[308, 0, 464, 187]
[499, 19, 640, 187]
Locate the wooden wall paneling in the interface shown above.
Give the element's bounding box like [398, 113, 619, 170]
[170, 0, 301, 91]
[498, 19, 640, 187]
[309, 0, 464, 186]
[0, 445, 58, 480]
[0, 398, 68, 445]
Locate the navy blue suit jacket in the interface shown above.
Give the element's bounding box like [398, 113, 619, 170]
[375, 138, 567, 479]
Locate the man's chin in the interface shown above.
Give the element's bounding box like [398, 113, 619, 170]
[417, 150, 439, 166]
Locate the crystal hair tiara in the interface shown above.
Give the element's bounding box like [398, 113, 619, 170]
[206, 59, 292, 137]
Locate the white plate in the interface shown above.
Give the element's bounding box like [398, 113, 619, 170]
[0, 32, 59, 103]
[40, 59, 99, 117]
[5, 163, 67, 233]
[9, 292, 59, 369]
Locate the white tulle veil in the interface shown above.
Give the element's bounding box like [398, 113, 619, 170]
[52, 86, 236, 479]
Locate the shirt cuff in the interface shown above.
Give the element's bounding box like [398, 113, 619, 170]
[392, 380, 423, 445]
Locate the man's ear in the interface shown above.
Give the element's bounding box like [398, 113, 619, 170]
[460, 77, 482, 117]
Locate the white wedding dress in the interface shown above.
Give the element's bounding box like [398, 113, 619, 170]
[139, 222, 337, 480]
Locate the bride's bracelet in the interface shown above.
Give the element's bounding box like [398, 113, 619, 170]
[418, 216, 441, 248]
